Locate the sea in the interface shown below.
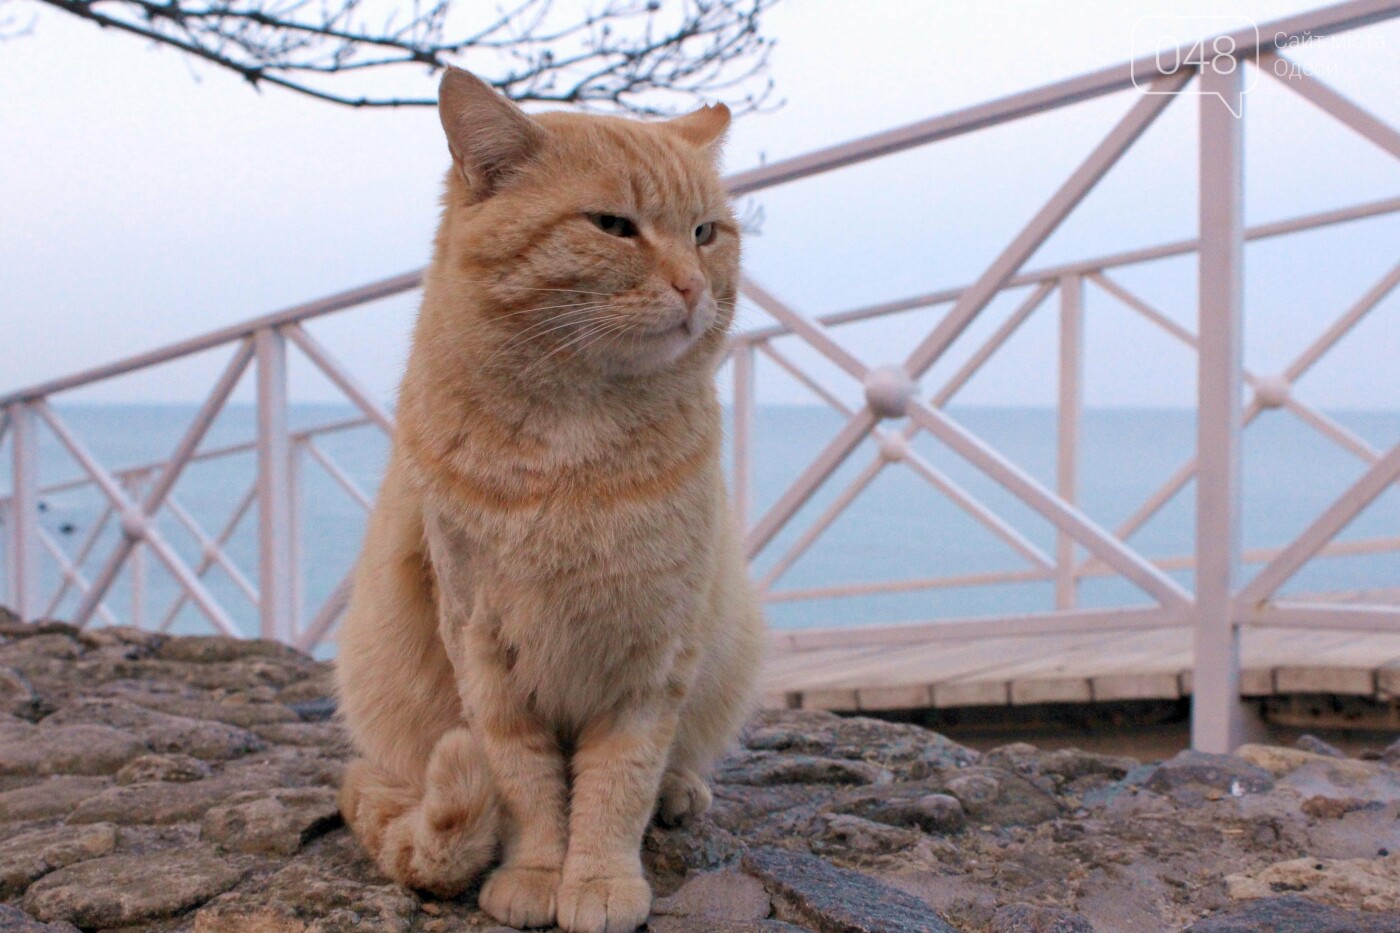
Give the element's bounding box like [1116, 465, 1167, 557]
[3, 404, 1396, 655]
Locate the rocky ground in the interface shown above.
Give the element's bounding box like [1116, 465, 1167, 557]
[2, 614, 1399, 932]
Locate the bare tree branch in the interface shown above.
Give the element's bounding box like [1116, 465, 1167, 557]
[7, 0, 778, 112]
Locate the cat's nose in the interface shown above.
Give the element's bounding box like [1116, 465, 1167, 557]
[672, 272, 706, 311]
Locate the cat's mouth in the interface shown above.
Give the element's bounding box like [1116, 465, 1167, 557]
[639, 316, 694, 339]
[641, 304, 713, 341]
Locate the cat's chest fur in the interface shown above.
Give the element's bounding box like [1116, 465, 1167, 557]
[412, 404, 722, 721]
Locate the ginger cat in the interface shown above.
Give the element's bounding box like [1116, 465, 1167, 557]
[334, 66, 764, 933]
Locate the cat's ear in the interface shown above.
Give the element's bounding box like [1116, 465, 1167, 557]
[664, 103, 731, 155]
[438, 66, 542, 197]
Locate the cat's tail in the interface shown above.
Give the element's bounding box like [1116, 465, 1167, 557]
[340, 726, 500, 897]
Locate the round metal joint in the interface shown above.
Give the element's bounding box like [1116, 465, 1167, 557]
[864, 365, 917, 420]
[1253, 374, 1290, 410]
[877, 432, 909, 462]
[119, 509, 146, 539]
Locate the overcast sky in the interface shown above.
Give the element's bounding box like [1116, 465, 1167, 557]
[2, 0, 1397, 409]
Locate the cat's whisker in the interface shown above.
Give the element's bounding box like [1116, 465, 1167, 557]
[518, 333, 590, 380]
[455, 279, 613, 298]
[499, 306, 602, 340]
[508, 312, 608, 350]
[489, 306, 608, 357]
[572, 318, 636, 357]
[523, 314, 635, 375]
[491, 299, 615, 320]
[478, 317, 602, 372]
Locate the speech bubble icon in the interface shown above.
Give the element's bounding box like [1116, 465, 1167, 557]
[1131, 16, 1259, 119]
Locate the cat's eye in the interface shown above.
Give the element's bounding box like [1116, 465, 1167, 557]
[588, 213, 639, 238]
[694, 222, 716, 246]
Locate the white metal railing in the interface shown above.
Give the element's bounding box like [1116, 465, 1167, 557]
[3, 0, 1399, 752]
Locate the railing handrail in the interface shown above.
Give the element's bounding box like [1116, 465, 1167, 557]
[0, 272, 422, 407]
[2, 0, 1392, 408]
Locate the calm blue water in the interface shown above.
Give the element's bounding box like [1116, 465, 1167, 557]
[2, 404, 1396, 649]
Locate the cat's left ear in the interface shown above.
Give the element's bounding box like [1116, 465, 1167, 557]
[664, 103, 731, 156]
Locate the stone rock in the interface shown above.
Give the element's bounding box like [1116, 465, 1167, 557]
[192, 861, 417, 933]
[74, 625, 165, 652]
[68, 773, 269, 825]
[645, 819, 746, 881]
[0, 633, 83, 662]
[41, 698, 264, 760]
[649, 921, 812, 933]
[833, 783, 966, 834]
[1185, 895, 1400, 932]
[818, 814, 924, 855]
[1236, 744, 1378, 782]
[1382, 738, 1400, 767]
[23, 848, 243, 928]
[1036, 749, 1137, 781]
[1300, 795, 1381, 820]
[0, 666, 47, 721]
[275, 668, 335, 704]
[0, 723, 147, 776]
[155, 635, 310, 665]
[0, 904, 80, 932]
[286, 696, 338, 722]
[653, 870, 772, 922]
[989, 903, 1096, 932]
[1225, 853, 1400, 912]
[743, 711, 980, 778]
[178, 659, 313, 692]
[982, 745, 1139, 803]
[1144, 750, 1274, 797]
[1078, 761, 1159, 809]
[0, 776, 109, 821]
[943, 768, 1061, 827]
[119, 692, 301, 728]
[903, 793, 965, 833]
[0, 823, 118, 897]
[202, 787, 342, 856]
[0, 617, 76, 637]
[115, 752, 214, 784]
[1294, 735, 1346, 759]
[718, 753, 893, 787]
[741, 847, 957, 933]
[251, 721, 350, 750]
[944, 771, 1000, 807]
[0, 711, 31, 740]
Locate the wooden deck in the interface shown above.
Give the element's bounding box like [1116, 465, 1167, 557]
[762, 623, 1400, 714]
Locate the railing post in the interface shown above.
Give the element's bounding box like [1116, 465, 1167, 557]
[733, 341, 755, 530]
[1193, 58, 1246, 753]
[289, 437, 304, 640]
[256, 327, 295, 643]
[1056, 275, 1083, 609]
[7, 403, 41, 622]
[125, 474, 147, 629]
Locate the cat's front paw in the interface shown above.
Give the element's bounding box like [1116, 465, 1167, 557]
[657, 768, 712, 827]
[557, 874, 651, 933]
[479, 865, 560, 929]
